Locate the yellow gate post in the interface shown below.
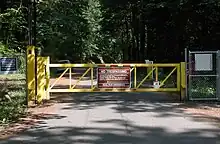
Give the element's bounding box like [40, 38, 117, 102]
[27, 46, 36, 105]
[44, 57, 50, 100]
[180, 62, 186, 100]
[36, 57, 45, 103]
[36, 56, 50, 103]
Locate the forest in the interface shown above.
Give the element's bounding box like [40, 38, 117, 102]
[1, 0, 220, 63]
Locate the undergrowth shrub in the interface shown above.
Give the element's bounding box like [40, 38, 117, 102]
[0, 76, 27, 125]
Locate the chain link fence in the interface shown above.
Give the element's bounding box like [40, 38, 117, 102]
[187, 50, 219, 100]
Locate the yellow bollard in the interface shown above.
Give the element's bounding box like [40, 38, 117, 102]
[27, 46, 36, 105]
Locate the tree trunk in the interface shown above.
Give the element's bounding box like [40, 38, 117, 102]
[140, 13, 145, 61]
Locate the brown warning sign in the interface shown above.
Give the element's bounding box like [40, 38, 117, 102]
[97, 67, 131, 88]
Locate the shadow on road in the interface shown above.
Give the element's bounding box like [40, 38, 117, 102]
[1, 92, 220, 144]
[1, 122, 220, 144]
[50, 92, 220, 124]
[51, 92, 180, 103]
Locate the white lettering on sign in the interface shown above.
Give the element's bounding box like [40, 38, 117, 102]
[102, 83, 126, 87]
[100, 69, 127, 73]
[100, 75, 128, 80]
[98, 67, 131, 88]
[0, 57, 18, 74]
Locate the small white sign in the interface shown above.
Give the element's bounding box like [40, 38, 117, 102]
[195, 54, 213, 71]
[153, 81, 160, 89]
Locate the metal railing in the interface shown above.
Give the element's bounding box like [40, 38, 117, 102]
[47, 63, 181, 93]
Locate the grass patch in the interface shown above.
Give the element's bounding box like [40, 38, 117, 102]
[0, 74, 25, 80]
[189, 76, 216, 99]
[0, 74, 27, 126]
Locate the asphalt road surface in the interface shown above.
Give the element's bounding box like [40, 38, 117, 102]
[0, 92, 219, 144]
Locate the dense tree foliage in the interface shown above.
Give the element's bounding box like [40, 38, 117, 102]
[1, 0, 220, 63]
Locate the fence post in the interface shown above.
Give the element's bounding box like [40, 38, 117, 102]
[216, 50, 220, 101]
[180, 62, 186, 101]
[26, 46, 36, 105]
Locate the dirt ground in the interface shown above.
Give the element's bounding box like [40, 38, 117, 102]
[0, 102, 58, 140]
[184, 104, 220, 124]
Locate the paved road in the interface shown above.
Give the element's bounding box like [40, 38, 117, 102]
[0, 92, 220, 144]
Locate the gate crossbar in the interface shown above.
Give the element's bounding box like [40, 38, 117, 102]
[50, 68, 69, 89]
[48, 63, 180, 92]
[136, 67, 156, 88]
[71, 68, 91, 89]
[159, 67, 177, 88]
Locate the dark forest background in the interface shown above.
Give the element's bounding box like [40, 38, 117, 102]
[1, 0, 220, 63]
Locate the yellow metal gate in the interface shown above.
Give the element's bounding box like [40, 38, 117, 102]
[48, 63, 180, 92]
[26, 46, 186, 104]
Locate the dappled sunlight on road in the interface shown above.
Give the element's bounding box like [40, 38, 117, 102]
[1, 92, 220, 144]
